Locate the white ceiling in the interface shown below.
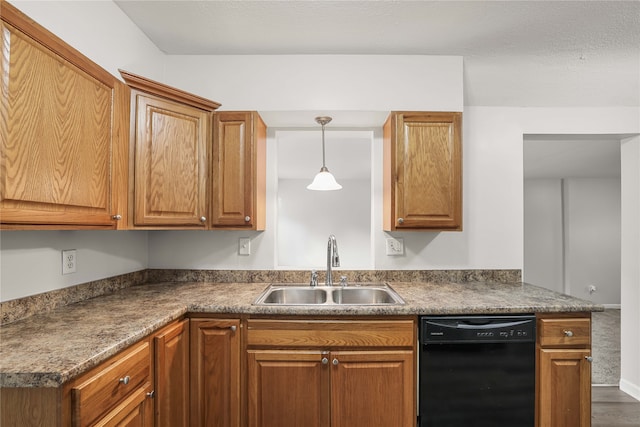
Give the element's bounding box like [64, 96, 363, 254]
[114, 0, 640, 107]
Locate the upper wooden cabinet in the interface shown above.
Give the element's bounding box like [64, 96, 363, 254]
[0, 1, 129, 229]
[383, 111, 462, 231]
[120, 70, 220, 229]
[212, 111, 266, 230]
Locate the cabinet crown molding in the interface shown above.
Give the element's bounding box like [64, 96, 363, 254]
[119, 69, 221, 112]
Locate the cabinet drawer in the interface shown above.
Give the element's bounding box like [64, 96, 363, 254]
[71, 339, 151, 426]
[247, 319, 415, 348]
[537, 317, 590, 348]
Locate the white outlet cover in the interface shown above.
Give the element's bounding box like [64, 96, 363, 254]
[62, 249, 77, 274]
[385, 237, 404, 256]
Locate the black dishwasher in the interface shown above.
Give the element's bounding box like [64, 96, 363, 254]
[418, 315, 536, 427]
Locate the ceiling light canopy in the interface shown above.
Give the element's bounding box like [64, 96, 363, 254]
[307, 116, 342, 191]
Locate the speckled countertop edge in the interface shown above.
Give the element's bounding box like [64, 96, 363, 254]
[0, 280, 603, 388]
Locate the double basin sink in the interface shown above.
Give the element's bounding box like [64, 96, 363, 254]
[253, 283, 405, 306]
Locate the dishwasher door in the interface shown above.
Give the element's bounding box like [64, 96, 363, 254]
[419, 315, 536, 427]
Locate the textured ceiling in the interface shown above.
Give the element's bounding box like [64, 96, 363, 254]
[114, 0, 640, 107]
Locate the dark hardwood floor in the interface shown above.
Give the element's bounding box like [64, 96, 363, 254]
[592, 386, 640, 427]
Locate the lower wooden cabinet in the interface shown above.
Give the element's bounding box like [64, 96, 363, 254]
[190, 318, 241, 427]
[245, 318, 416, 427]
[154, 319, 190, 427]
[536, 313, 592, 427]
[68, 337, 154, 427]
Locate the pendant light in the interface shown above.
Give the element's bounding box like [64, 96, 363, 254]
[307, 116, 342, 191]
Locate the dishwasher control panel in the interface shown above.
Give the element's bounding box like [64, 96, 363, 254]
[421, 315, 536, 344]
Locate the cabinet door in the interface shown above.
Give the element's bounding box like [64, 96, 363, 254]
[330, 350, 415, 427]
[538, 348, 591, 427]
[0, 4, 128, 229]
[190, 319, 240, 427]
[133, 92, 209, 227]
[246, 350, 330, 427]
[154, 319, 189, 427]
[212, 112, 266, 230]
[383, 111, 462, 231]
[93, 385, 154, 427]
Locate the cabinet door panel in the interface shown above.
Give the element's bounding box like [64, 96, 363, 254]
[538, 348, 591, 427]
[246, 350, 330, 427]
[190, 319, 240, 427]
[212, 111, 266, 229]
[154, 319, 189, 427]
[133, 93, 208, 227]
[383, 112, 462, 231]
[1, 7, 128, 228]
[330, 350, 414, 427]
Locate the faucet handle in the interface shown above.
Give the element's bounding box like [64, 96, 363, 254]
[310, 269, 319, 287]
[339, 276, 348, 287]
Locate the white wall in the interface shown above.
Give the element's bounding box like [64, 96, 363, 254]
[524, 178, 622, 304]
[620, 136, 640, 400]
[524, 179, 564, 293]
[0, 231, 148, 301]
[564, 178, 621, 303]
[162, 55, 463, 113]
[0, 1, 164, 302]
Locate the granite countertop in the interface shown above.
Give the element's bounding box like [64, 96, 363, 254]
[0, 280, 602, 388]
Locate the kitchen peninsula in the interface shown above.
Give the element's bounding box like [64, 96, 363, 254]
[0, 269, 602, 427]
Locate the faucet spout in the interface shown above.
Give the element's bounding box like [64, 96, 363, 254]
[326, 234, 340, 286]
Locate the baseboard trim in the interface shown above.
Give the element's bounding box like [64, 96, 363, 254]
[603, 304, 621, 309]
[619, 378, 640, 402]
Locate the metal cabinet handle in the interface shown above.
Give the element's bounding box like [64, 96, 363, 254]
[321, 357, 329, 365]
[112, 214, 122, 220]
[585, 356, 593, 363]
[332, 358, 339, 365]
[564, 330, 574, 337]
[229, 325, 237, 332]
[146, 390, 155, 398]
[200, 216, 207, 223]
[119, 376, 130, 385]
[398, 218, 404, 224]
[245, 216, 251, 222]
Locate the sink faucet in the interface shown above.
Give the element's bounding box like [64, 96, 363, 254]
[326, 234, 340, 286]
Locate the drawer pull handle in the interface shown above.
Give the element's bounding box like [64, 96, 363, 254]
[322, 357, 329, 365]
[147, 390, 155, 398]
[564, 330, 574, 337]
[585, 356, 593, 363]
[119, 376, 130, 385]
[245, 216, 251, 222]
[112, 214, 122, 220]
[332, 358, 339, 365]
[230, 325, 237, 332]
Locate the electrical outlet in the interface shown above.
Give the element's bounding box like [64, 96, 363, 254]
[385, 237, 404, 256]
[239, 238, 251, 256]
[62, 249, 77, 274]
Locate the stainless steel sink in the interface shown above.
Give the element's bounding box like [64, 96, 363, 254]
[253, 283, 405, 306]
[331, 287, 401, 305]
[260, 287, 327, 304]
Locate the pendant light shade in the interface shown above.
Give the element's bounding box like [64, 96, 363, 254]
[307, 116, 342, 191]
